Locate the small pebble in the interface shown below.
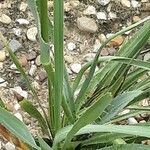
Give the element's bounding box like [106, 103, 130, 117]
[0, 77, 5, 83]
[64, 2, 72, 12]
[66, 67, 72, 74]
[144, 53, 150, 61]
[31, 81, 40, 90]
[97, 0, 110, 6]
[67, 42, 76, 51]
[96, 12, 107, 20]
[84, 53, 96, 62]
[77, 17, 98, 33]
[64, 55, 74, 64]
[14, 103, 21, 111]
[12, 86, 28, 99]
[70, 0, 80, 7]
[29, 65, 37, 76]
[19, 55, 28, 67]
[119, 109, 130, 115]
[19, 2, 28, 11]
[93, 39, 101, 52]
[133, 16, 141, 22]
[13, 28, 22, 37]
[140, 99, 149, 106]
[121, 0, 131, 8]
[0, 14, 11, 24]
[27, 27, 38, 41]
[70, 63, 81, 73]
[9, 39, 22, 52]
[0, 50, 6, 62]
[10, 63, 17, 70]
[142, 3, 150, 11]
[35, 55, 41, 66]
[0, 62, 3, 69]
[100, 49, 109, 56]
[27, 51, 37, 60]
[128, 117, 138, 124]
[131, 0, 140, 8]
[14, 112, 23, 122]
[38, 70, 47, 82]
[16, 18, 29, 25]
[83, 5, 96, 15]
[5, 142, 15, 150]
[98, 34, 107, 43]
[108, 12, 117, 19]
[109, 35, 124, 47]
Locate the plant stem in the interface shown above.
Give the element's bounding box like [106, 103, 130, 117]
[53, 0, 64, 133]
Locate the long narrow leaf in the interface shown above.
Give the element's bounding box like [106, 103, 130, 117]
[62, 93, 112, 149]
[0, 106, 39, 149]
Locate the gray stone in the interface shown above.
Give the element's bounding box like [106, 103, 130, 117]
[27, 51, 37, 60]
[38, 70, 47, 82]
[9, 39, 22, 52]
[77, 17, 98, 33]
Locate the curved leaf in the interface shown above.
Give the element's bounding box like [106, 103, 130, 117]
[0, 106, 39, 149]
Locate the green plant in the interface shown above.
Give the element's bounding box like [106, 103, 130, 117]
[0, 0, 150, 149]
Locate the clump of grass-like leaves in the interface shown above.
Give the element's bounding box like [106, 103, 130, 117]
[0, 0, 150, 149]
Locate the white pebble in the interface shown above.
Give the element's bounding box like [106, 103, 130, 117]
[96, 12, 107, 20]
[0, 14, 11, 24]
[29, 65, 37, 76]
[14, 103, 21, 111]
[144, 53, 150, 61]
[83, 5, 97, 15]
[19, 2, 28, 11]
[93, 39, 101, 52]
[97, 0, 110, 6]
[70, 63, 81, 73]
[10, 63, 17, 69]
[14, 112, 23, 122]
[121, 0, 131, 8]
[0, 50, 6, 62]
[119, 109, 130, 115]
[0, 77, 5, 83]
[131, 0, 140, 8]
[16, 18, 29, 25]
[108, 12, 117, 19]
[5, 142, 15, 150]
[13, 28, 22, 37]
[27, 27, 38, 41]
[128, 117, 138, 124]
[67, 42, 76, 51]
[12, 86, 28, 99]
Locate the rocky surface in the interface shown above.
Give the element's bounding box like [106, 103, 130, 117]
[0, 0, 150, 149]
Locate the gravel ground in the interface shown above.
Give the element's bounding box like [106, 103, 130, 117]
[0, 0, 150, 149]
